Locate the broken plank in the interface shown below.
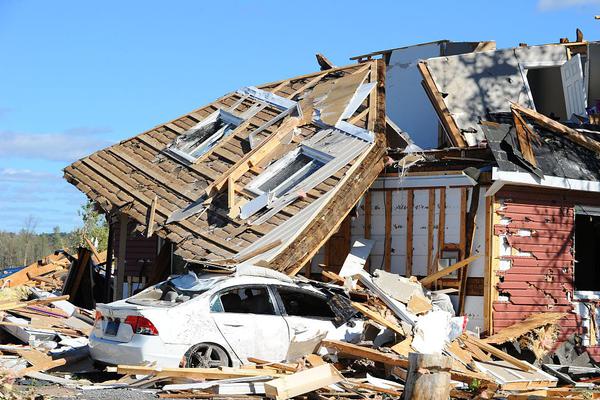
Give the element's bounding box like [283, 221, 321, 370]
[351, 302, 404, 335]
[321, 339, 408, 367]
[116, 365, 285, 380]
[510, 102, 600, 154]
[419, 254, 480, 287]
[264, 363, 343, 400]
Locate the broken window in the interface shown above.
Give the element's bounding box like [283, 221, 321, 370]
[574, 213, 600, 291]
[165, 110, 243, 163]
[438, 249, 460, 279]
[246, 147, 331, 198]
[210, 286, 276, 315]
[275, 287, 335, 319]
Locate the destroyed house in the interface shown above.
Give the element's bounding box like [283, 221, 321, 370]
[65, 35, 600, 359]
[347, 37, 600, 358]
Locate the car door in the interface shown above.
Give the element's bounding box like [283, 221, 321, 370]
[274, 286, 337, 342]
[210, 285, 290, 363]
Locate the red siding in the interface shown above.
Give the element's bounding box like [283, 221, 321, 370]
[493, 187, 583, 348]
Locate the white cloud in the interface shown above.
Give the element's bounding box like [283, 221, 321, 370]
[0, 168, 58, 182]
[538, 0, 600, 11]
[0, 128, 113, 162]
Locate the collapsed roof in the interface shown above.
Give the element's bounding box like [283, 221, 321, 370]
[63, 61, 388, 274]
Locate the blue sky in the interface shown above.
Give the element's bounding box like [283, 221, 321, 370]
[0, 0, 599, 233]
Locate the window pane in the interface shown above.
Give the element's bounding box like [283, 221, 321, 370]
[277, 287, 335, 319]
[215, 286, 276, 315]
[177, 120, 226, 153]
[258, 153, 324, 195]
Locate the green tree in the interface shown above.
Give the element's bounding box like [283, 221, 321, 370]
[68, 201, 109, 252]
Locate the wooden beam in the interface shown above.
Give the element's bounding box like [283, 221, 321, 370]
[437, 187, 446, 270]
[512, 110, 537, 167]
[146, 195, 158, 238]
[510, 102, 600, 154]
[264, 364, 343, 400]
[204, 116, 301, 197]
[420, 254, 481, 287]
[406, 189, 414, 277]
[116, 365, 284, 380]
[417, 62, 467, 148]
[315, 53, 336, 71]
[105, 215, 115, 302]
[384, 190, 392, 272]
[427, 189, 436, 275]
[364, 190, 372, 271]
[321, 339, 408, 368]
[483, 194, 493, 334]
[462, 335, 534, 372]
[352, 302, 405, 335]
[458, 187, 473, 315]
[115, 213, 128, 300]
[459, 186, 480, 315]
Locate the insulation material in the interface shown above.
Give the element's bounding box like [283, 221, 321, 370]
[443, 188, 462, 244]
[389, 190, 409, 275]
[468, 188, 487, 278]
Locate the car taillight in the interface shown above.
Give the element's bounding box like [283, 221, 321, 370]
[124, 316, 159, 336]
[94, 311, 103, 325]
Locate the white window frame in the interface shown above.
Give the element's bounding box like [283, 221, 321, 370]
[245, 146, 333, 198]
[165, 109, 243, 163]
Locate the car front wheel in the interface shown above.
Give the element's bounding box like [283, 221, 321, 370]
[183, 343, 230, 368]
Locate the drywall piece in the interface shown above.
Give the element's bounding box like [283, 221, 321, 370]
[372, 269, 424, 303]
[339, 238, 375, 278]
[411, 310, 451, 354]
[285, 331, 326, 362]
[356, 270, 418, 325]
[163, 376, 272, 392]
[425, 45, 568, 146]
[264, 364, 343, 400]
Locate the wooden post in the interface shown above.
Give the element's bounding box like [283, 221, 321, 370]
[406, 189, 414, 277]
[404, 352, 452, 400]
[104, 215, 115, 303]
[115, 213, 128, 301]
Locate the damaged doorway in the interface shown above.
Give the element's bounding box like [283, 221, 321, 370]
[574, 207, 600, 346]
[522, 54, 587, 120]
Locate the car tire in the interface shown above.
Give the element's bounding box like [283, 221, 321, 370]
[183, 343, 230, 368]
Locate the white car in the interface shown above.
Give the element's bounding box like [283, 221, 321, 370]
[89, 267, 361, 368]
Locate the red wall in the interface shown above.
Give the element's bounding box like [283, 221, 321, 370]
[113, 221, 159, 278]
[493, 186, 584, 345]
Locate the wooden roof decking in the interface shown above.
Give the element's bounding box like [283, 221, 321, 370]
[64, 60, 388, 273]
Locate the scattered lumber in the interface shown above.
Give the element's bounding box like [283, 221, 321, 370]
[264, 364, 343, 400]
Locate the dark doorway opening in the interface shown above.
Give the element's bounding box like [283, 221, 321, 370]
[574, 213, 600, 291]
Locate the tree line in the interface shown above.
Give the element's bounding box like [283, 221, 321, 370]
[0, 202, 109, 270]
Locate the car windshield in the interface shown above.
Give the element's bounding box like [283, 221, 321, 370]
[126, 271, 225, 307]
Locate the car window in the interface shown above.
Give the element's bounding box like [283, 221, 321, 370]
[210, 286, 276, 315]
[276, 287, 335, 319]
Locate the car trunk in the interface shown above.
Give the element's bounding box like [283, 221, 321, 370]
[94, 301, 151, 343]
